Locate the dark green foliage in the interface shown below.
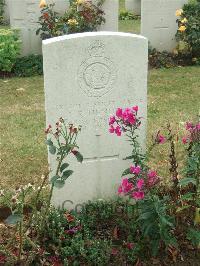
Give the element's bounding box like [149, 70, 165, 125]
[137, 195, 177, 256]
[0, 29, 21, 72]
[119, 10, 138, 20]
[13, 54, 43, 77]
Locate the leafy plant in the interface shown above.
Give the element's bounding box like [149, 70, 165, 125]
[187, 228, 200, 247]
[0, 29, 21, 72]
[179, 120, 200, 224]
[137, 195, 177, 256]
[13, 54, 43, 77]
[45, 118, 83, 207]
[119, 10, 138, 20]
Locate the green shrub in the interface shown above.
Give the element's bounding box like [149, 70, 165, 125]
[176, 0, 200, 58]
[13, 54, 43, 77]
[119, 10, 138, 20]
[0, 28, 21, 72]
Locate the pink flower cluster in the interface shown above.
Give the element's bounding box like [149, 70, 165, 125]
[182, 121, 200, 144]
[109, 106, 140, 137]
[118, 166, 160, 201]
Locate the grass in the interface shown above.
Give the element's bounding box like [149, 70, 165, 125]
[119, 0, 141, 34]
[0, 66, 200, 188]
[119, 19, 140, 34]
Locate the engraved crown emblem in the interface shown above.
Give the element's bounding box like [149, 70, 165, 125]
[87, 40, 105, 57]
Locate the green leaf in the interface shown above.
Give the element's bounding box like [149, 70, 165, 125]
[180, 192, 195, 201]
[73, 151, 83, 163]
[46, 139, 53, 146]
[5, 214, 22, 225]
[176, 205, 190, 213]
[60, 163, 69, 172]
[122, 168, 131, 176]
[50, 175, 60, 184]
[179, 177, 197, 187]
[54, 180, 65, 189]
[62, 170, 73, 180]
[49, 145, 56, 155]
[187, 228, 200, 247]
[124, 155, 134, 160]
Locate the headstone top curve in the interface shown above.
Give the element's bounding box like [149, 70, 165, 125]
[42, 32, 148, 46]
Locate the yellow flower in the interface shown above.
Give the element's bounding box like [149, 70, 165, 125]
[175, 9, 183, 17]
[181, 17, 187, 23]
[39, 0, 47, 8]
[194, 208, 200, 225]
[179, 25, 186, 32]
[76, 0, 85, 5]
[67, 19, 78, 26]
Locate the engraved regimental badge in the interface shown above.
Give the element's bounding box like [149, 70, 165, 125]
[78, 40, 116, 97]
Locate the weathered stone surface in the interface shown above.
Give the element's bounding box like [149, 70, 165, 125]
[125, 0, 141, 15]
[141, 0, 188, 52]
[43, 32, 148, 207]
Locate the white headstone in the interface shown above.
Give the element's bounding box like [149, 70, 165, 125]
[3, 0, 10, 23]
[141, 0, 188, 52]
[43, 32, 148, 207]
[125, 0, 141, 15]
[8, 0, 118, 56]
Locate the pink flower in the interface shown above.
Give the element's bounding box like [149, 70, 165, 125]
[130, 165, 141, 175]
[126, 242, 134, 250]
[109, 116, 116, 125]
[157, 134, 166, 144]
[182, 136, 189, 144]
[132, 191, 145, 200]
[115, 126, 121, 136]
[127, 113, 136, 125]
[122, 108, 131, 122]
[196, 123, 200, 130]
[111, 248, 119, 255]
[132, 105, 138, 112]
[147, 170, 159, 187]
[136, 178, 144, 189]
[109, 125, 115, 133]
[118, 178, 133, 194]
[116, 108, 123, 118]
[118, 185, 123, 194]
[148, 170, 157, 178]
[185, 122, 193, 130]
